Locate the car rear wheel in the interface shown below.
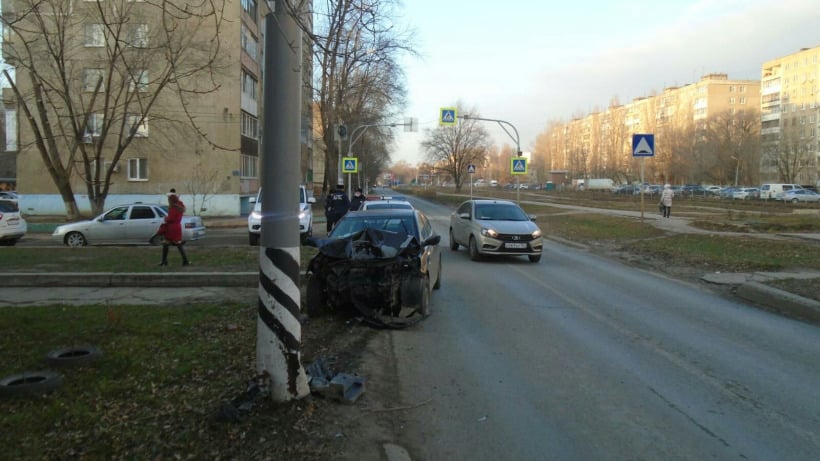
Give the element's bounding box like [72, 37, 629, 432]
[528, 254, 542, 263]
[65, 232, 87, 247]
[468, 236, 481, 261]
[448, 229, 459, 251]
[305, 275, 326, 317]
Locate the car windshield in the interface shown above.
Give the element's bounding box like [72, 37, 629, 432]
[474, 204, 530, 221]
[330, 215, 418, 239]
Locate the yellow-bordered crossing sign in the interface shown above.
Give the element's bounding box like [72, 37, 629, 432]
[342, 157, 358, 173]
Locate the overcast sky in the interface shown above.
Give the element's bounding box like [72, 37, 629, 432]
[391, 0, 820, 165]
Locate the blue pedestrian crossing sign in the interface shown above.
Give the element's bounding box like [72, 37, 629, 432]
[342, 157, 358, 173]
[632, 134, 655, 157]
[511, 157, 528, 175]
[440, 107, 457, 126]
[467, 164, 476, 174]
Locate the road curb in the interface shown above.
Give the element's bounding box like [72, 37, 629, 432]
[4, 272, 260, 288]
[734, 281, 820, 323]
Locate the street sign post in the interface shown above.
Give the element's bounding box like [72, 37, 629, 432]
[467, 163, 475, 198]
[632, 134, 655, 221]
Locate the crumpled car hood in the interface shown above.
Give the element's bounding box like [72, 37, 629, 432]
[306, 227, 426, 328]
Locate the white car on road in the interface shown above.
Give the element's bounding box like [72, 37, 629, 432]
[248, 185, 315, 245]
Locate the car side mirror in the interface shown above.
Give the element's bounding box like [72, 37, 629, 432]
[308, 197, 316, 204]
[529, 215, 537, 222]
[459, 212, 470, 220]
[249, 197, 257, 204]
[423, 234, 441, 247]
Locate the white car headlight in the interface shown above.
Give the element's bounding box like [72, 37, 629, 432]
[481, 227, 499, 238]
[299, 211, 307, 219]
[532, 229, 542, 238]
[250, 211, 262, 220]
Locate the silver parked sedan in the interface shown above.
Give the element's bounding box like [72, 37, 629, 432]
[449, 199, 543, 263]
[52, 203, 206, 247]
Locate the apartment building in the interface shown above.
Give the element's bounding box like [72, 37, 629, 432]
[760, 46, 820, 186]
[2, 0, 313, 216]
[540, 73, 760, 185]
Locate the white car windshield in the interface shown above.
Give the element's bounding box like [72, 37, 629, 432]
[474, 204, 529, 221]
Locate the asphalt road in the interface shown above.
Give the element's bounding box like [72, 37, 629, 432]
[372, 194, 820, 461]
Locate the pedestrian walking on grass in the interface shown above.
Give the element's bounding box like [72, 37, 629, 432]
[660, 184, 673, 218]
[157, 191, 191, 266]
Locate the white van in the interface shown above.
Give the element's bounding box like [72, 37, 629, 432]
[759, 183, 803, 200]
[247, 185, 315, 245]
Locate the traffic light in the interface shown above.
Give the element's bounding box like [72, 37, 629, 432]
[337, 124, 347, 139]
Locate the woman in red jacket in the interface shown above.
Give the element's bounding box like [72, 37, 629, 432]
[158, 192, 191, 266]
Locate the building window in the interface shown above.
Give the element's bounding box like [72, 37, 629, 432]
[241, 24, 258, 60]
[82, 68, 105, 91]
[729, 97, 736, 104]
[127, 114, 149, 137]
[84, 24, 105, 47]
[729, 86, 735, 93]
[241, 70, 257, 99]
[130, 70, 148, 92]
[4, 108, 17, 151]
[241, 111, 258, 139]
[240, 154, 257, 178]
[128, 158, 148, 180]
[740, 97, 746, 104]
[129, 24, 149, 48]
[86, 113, 104, 137]
[241, 0, 257, 21]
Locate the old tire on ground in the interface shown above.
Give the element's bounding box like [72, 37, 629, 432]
[449, 229, 459, 251]
[64, 231, 87, 247]
[0, 371, 62, 398]
[305, 275, 326, 317]
[46, 346, 102, 368]
[468, 236, 481, 261]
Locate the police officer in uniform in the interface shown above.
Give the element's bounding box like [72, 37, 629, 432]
[325, 181, 350, 232]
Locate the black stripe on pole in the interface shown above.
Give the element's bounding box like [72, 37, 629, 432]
[257, 300, 300, 352]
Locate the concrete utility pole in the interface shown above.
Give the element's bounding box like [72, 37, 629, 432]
[257, 0, 309, 402]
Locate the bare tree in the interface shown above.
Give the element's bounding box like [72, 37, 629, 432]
[765, 114, 812, 183]
[420, 104, 491, 192]
[312, 0, 414, 193]
[701, 109, 761, 185]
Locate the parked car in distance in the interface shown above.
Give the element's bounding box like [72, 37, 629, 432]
[760, 183, 803, 200]
[782, 189, 820, 203]
[248, 185, 314, 245]
[52, 203, 205, 247]
[449, 199, 543, 263]
[680, 185, 709, 197]
[732, 187, 760, 200]
[0, 199, 27, 246]
[0, 191, 20, 202]
[704, 185, 723, 195]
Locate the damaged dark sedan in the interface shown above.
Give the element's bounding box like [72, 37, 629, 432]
[305, 209, 442, 328]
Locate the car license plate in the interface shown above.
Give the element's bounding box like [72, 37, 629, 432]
[8, 218, 18, 226]
[505, 242, 527, 249]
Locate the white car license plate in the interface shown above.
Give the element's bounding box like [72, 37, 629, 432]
[8, 218, 18, 226]
[505, 242, 527, 249]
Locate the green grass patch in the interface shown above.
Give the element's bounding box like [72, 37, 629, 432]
[0, 303, 258, 459]
[538, 213, 665, 241]
[625, 234, 820, 272]
[0, 246, 319, 272]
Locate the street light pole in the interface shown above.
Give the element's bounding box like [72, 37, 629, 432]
[459, 115, 522, 202]
[347, 120, 415, 194]
[732, 156, 740, 186]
